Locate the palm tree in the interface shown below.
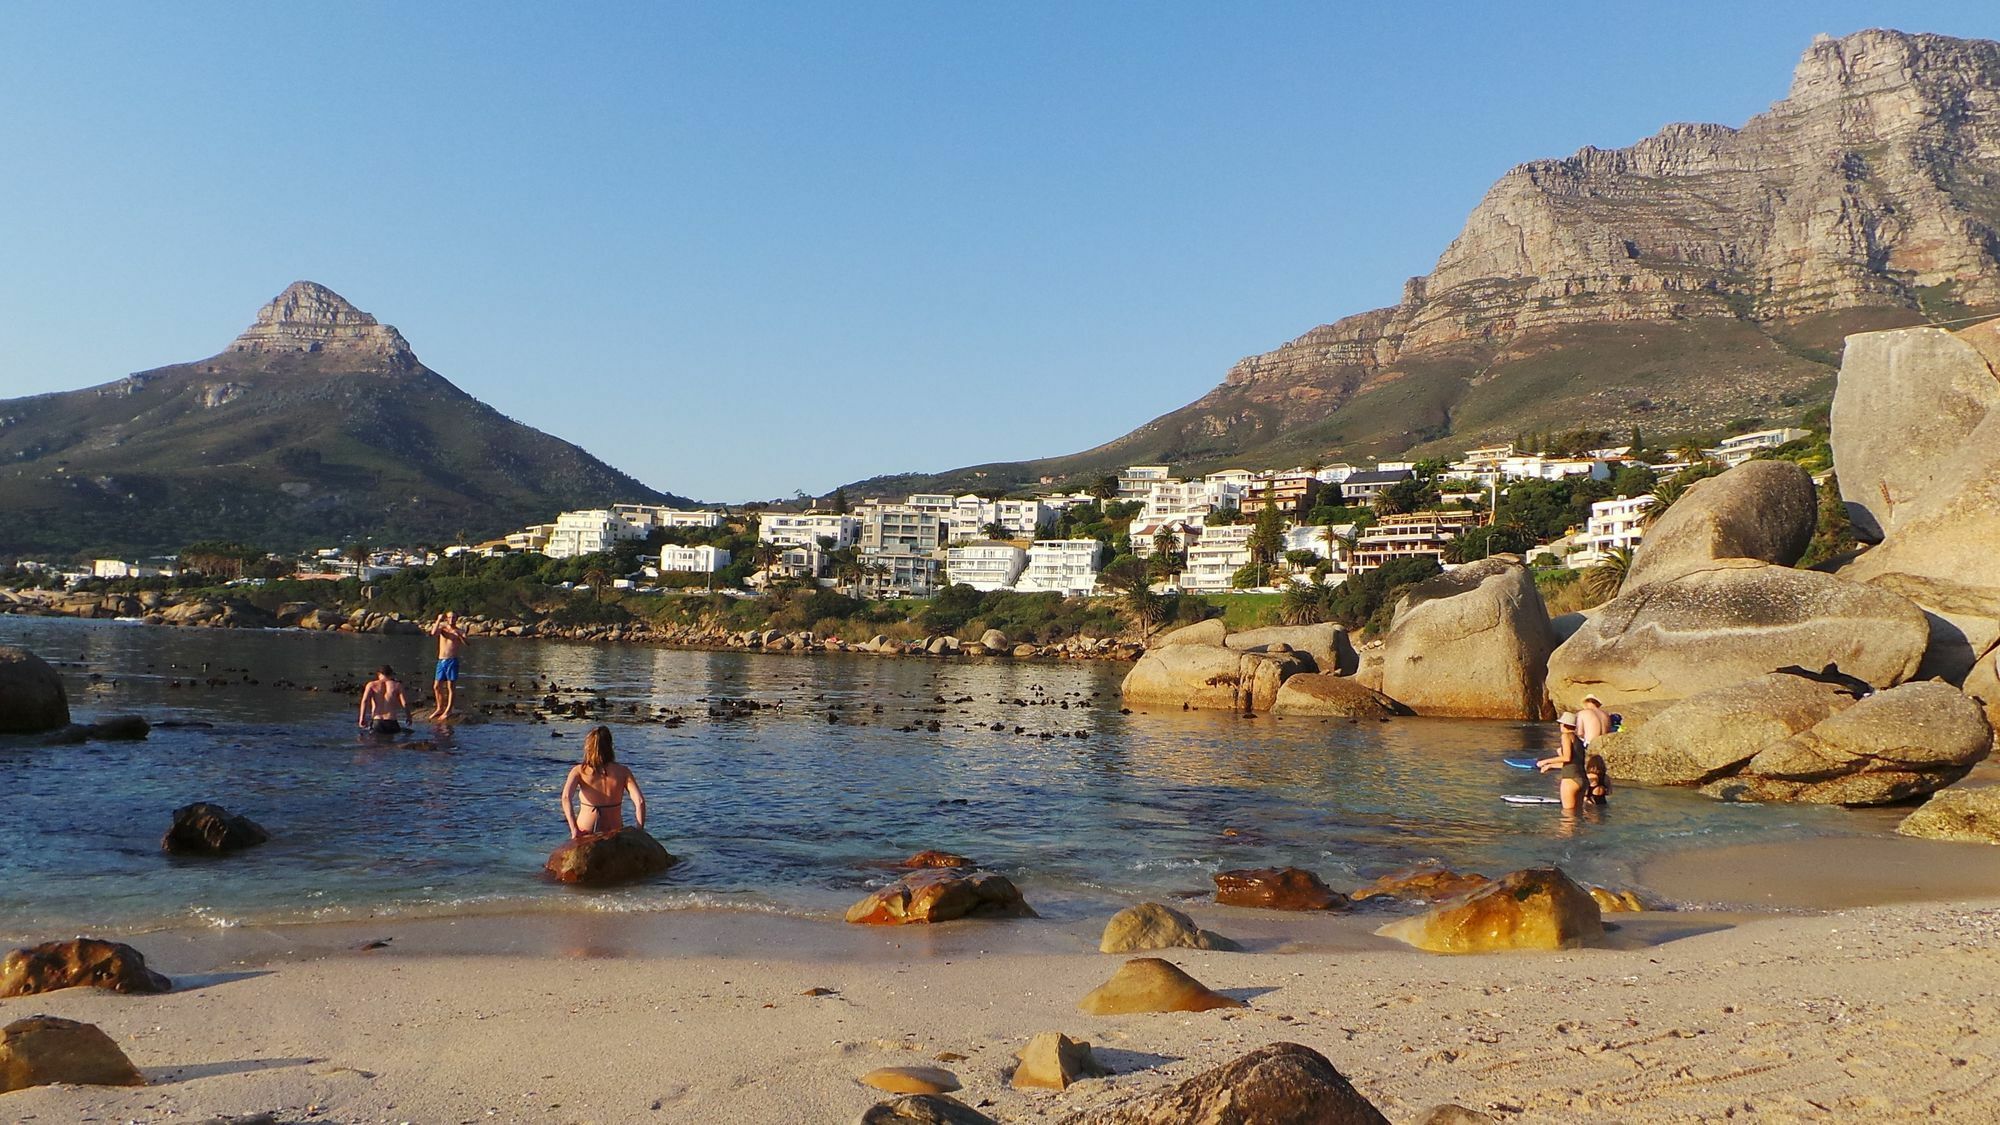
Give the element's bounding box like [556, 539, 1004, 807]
[582, 564, 613, 602]
[1582, 546, 1633, 601]
[1279, 582, 1330, 626]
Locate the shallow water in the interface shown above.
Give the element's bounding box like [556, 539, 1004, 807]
[0, 616, 1863, 939]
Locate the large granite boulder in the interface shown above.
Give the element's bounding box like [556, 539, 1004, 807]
[161, 802, 268, 855]
[1706, 680, 1993, 805]
[1595, 672, 1865, 786]
[1622, 460, 1817, 592]
[0, 646, 69, 733]
[1376, 868, 1603, 953]
[1214, 867, 1348, 911]
[845, 869, 1036, 925]
[1099, 903, 1236, 953]
[1966, 646, 2000, 730]
[1062, 1042, 1389, 1125]
[1225, 623, 1355, 675]
[1077, 957, 1244, 1015]
[1833, 324, 2000, 542]
[1270, 673, 1405, 719]
[1, 939, 170, 998]
[1546, 561, 1929, 710]
[1121, 644, 1306, 712]
[0, 1016, 145, 1093]
[544, 827, 678, 886]
[1153, 618, 1227, 648]
[1380, 556, 1556, 719]
[1897, 786, 2000, 844]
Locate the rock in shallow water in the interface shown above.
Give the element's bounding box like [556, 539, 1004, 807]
[0, 645, 69, 734]
[1376, 868, 1603, 953]
[1061, 1041, 1388, 1124]
[1898, 786, 2000, 843]
[1349, 866, 1491, 904]
[0, 939, 171, 998]
[1380, 556, 1558, 720]
[1706, 680, 1993, 806]
[161, 802, 268, 855]
[0, 1015, 145, 1093]
[845, 869, 1035, 925]
[1214, 867, 1348, 911]
[544, 827, 678, 886]
[901, 849, 974, 869]
[1077, 957, 1244, 1015]
[1099, 902, 1236, 953]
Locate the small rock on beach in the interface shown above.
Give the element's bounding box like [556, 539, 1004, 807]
[1077, 957, 1244, 1015]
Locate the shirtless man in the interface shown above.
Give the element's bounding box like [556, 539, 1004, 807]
[357, 665, 410, 734]
[425, 611, 468, 720]
[1575, 694, 1612, 748]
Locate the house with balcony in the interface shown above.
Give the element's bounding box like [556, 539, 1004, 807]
[1181, 524, 1256, 591]
[945, 543, 1029, 591]
[546, 509, 646, 559]
[1567, 494, 1655, 569]
[1350, 511, 1485, 571]
[660, 545, 731, 574]
[1116, 465, 1174, 501]
[1709, 428, 1810, 466]
[1337, 468, 1416, 504]
[614, 504, 721, 531]
[1015, 540, 1105, 596]
[758, 512, 861, 550]
[1238, 472, 1320, 515]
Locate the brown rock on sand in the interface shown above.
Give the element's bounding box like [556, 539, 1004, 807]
[1064, 1041, 1388, 1124]
[1099, 903, 1236, 953]
[0, 1015, 145, 1093]
[845, 869, 1036, 925]
[1376, 868, 1604, 953]
[861, 1066, 961, 1095]
[0, 939, 171, 998]
[858, 1094, 996, 1124]
[1214, 867, 1348, 911]
[1897, 786, 2000, 843]
[544, 827, 678, 886]
[1587, 886, 1647, 913]
[1349, 866, 1491, 904]
[1077, 957, 1245, 1015]
[1011, 1032, 1110, 1090]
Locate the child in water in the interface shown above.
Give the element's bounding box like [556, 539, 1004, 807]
[560, 726, 646, 838]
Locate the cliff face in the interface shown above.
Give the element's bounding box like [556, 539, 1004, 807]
[0, 283, 680, 555]
[849, 29, 2000, 496]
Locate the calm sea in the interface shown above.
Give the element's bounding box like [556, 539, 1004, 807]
[0, 615, 1860, 940]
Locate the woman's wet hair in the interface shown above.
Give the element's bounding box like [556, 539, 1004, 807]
[1585, 753, 1611, 803]
[377, 665, 396, 678]
[582, 725, 615, 776]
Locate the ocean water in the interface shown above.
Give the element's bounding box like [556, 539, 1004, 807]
[0, 615, 1861, 939]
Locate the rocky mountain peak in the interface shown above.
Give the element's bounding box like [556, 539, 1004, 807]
[1787, 28, 2000, 109]
[228, 281, 414, 362]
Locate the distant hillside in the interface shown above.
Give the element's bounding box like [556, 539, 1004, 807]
[0, 282, 685, 556]
[846, 28, 2000, 497]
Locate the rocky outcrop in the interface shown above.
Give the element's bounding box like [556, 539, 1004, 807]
[1077, 958, 1245, 1015]
[1270, 673, 1405, 719]
[1595, 672, 1866, 786]
[1967, 645, 2000, 729]
[1349, 866, 1492, 904]
[1121, 644, 1305, 712]
[1224, 623, 1355, 675]
[845, 869, 1036, 925]
[1214, 867, 1348, 911]
[1099, 903, 1236, 953]
[1833, 323, 2000, 542]
[1546, 561, 1930, 709]
[0, 646, 68, 733]
[1153, 619, 1227, 648]
[0, 1016, 145, 1093]
[230, 281, 415, 360]
[0, 939, 171, 998]
[1620, 460, 1817, 592]
[544, 827, 678, 886]
[1065, 1042, 1389, 1125]
[1012, 1032, 1109, 1091]
[1705, 680, 1993, 805]
[1897, 786, 2000, 843]
[161, 802, 268, 855]
[1380, 556, 1556, 719]
[1376, 868, 1603, 953]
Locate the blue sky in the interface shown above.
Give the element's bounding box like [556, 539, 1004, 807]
[3, 3, 1996, 501]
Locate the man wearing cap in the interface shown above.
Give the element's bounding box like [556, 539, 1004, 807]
[1576, 694, 1611, 747]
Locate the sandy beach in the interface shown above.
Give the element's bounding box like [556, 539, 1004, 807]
[7, 833, 2000, 1124]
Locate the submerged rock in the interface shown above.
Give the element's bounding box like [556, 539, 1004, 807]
[161, 802, 268, 855]
[544, 827, 678, 886]
[0, 1016, 145, 1093]
[1012, 1032, 1109, 1091]
[1099, 902, 1236, 953]
[1064, 1042, 1389, 1125]
[1077, 957, 1244, 1015]
[1214, 867, 1348, 911]
[845, 869, 1036, 925]
[1376, 868, 1603, 953]
[1349, 866, 1491, 904]
[0, 645, 69, 733]
[1269, 673, 1404, 719]
[901, 849, 974, 869]
[0, 939, 171, 998]
[1897, 787, 2000, 843]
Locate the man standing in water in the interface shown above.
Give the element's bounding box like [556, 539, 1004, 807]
[357, 665, 411, 734]
[425, 611, 468, 721]
[1576, 694, 1612, 747]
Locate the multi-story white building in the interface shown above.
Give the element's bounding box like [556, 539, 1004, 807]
[942, 495, 1052, 543]
[905, 493, 959, 517]
[1015, 540, 1105, 596]
[1710, 428, 1810, 466]
[1141, 479, 1240, 522]
[614, 504, 721, 531]
[660, 545, 731, 573]
[1350, 512, 1484, 571]
[945, 543, 1029, 591]
[860, 551, 942, 597]
[1567, 495, 1655, 569]
[857, 505, 945, 596]
[1181, 524, 1257, 591]
[546, 510, 645, 559]
[759, 512, 861, 550]
[92, 559, 173, 580]
[1116, 465, 1174, 501]
[1284, 523, 1357, 562]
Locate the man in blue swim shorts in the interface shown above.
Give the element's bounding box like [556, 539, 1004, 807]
[424, 610, 469, 721]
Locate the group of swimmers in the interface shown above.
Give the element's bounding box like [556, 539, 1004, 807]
[354, 611, 470, 732]
[1537, 692, 1612, 811]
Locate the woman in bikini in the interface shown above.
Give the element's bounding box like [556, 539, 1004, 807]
[560, 726, 646, 838]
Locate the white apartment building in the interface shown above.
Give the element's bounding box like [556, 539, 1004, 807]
[614, 504, 721, 531]
[860, 551, 942, 597]
[1116, 465, 1174, 501]
[1284, 523, 1357, 562]
[92, 559, 173, 579]
[1181, 524, 1256, 591]
[1710, 428, 1810, 466]
[1351, 512, 1484, 571]
[1142, 479, 1239, 522]
[905, 493, 958, 517]
[660, 545, 731, 573]
[1016, 540, 1105, 596]
[1567, 494, 1656, 569]
[861, 506, 944, 554]
[546, 509, 645, 559]
[943, 495, 1051, 543]
[759, 512, 861, 550]
[1204, 468, 1256, 490]
[945, 543, 1028, 591]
